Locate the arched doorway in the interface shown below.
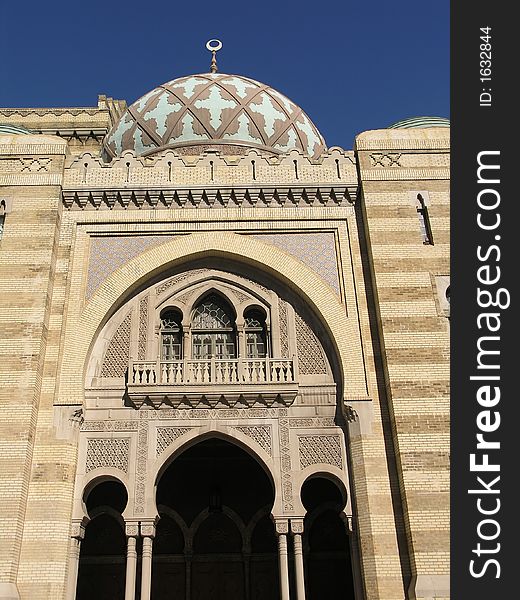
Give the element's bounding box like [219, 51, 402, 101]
[301, 477, 355, 599]
[76, 480, 128, 600]
[154, 437, 278, 600]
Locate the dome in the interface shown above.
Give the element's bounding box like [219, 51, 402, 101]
[388, 116, 450, 129]
[0, 124, 32, 135]
[103, 73, 326, 159]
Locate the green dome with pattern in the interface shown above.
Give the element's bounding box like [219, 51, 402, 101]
[388, 116, 450, 129]
[0, 124, 32, 135]
[104, 73, 326, 159]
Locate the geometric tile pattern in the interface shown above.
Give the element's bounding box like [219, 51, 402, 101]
[87, 235, 176, 298]
[100, 312, 132, 378]
[278, 299, 289, 359]
[104, 73, 326, 159]
[232, 425, 272, 456]
[250, 232, 339, 293]
[156, 427, 193, 456]
[298, 434, 342, 469]
[85, 438, 130, 473]
[294, 311, 327, 375]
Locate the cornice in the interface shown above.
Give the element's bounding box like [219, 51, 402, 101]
[62, 184, 356, 210]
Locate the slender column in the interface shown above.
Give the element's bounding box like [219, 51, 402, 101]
[237, 326, 246, 358]
[125, 523, 139, 600]
[140, 523, 156, 600]
[184, 553, 192, 600]
[66, 521, 85, 600]
[244, 551, 251, 600]
[291, 519, 306, 600]
[342, 514, 364, 600]
[274, 520, 290, 600]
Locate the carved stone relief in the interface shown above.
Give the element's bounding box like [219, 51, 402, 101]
[156, 427, 193, 456]
[298, 434, 343, 470]
[231, 425, 272, 457]
[100, 312, 132, 377]
[294, 312, 327, 375]
[135, 421, 148, 514]
[85, 438, 130, 473]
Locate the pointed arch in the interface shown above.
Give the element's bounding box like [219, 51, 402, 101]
[57, 232, 367, 405]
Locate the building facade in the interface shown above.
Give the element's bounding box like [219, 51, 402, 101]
[0, 69, 450, 600]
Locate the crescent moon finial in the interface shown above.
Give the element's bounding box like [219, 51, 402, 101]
[206, 39, 223, 73]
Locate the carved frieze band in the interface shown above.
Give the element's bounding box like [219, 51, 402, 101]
[62, 185, 354, 210]
[81, 420, 139, 431]
[138, 407, 288, 419]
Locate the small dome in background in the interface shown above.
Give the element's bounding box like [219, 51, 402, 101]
[103, 73, 326, 159]
[0, 124, 33, 135]
[388, 116, 450, 129]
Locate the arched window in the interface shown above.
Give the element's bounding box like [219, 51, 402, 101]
[160, 309, 183, 360]
[192, 294, 236, 359]
[245, 309, 267, 358]
[0, 200, 7, 241]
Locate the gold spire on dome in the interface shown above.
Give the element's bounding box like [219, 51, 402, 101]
[206, 39, 223, 73]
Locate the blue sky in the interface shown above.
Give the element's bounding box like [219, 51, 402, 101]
[0, 1, 449, 149]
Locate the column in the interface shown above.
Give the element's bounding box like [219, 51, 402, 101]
[184, 552, 192, 600]
[140, 523, 156, 600]
[291, 519, 306, 600]
[125, 523, 139, 600]
[274, 520, 290, 600]
[66, 521, 85, 600]
[237, 327, 245, 381]
[342, 514, 364, 600]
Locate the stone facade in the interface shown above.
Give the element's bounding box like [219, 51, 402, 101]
[0, 85, 449, 600]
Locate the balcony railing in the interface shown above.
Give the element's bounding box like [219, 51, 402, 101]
[126, 358, 298, 408]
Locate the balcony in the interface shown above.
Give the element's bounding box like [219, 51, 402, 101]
[125, 358, 298, 408]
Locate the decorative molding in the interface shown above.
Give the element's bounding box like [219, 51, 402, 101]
[361, 167, 450, 181]
[135, 421, 148, 514]
[290, 519, 304, 534]
[298, 434, 343, 470]
[279, 418, 293, 511]
[274, 519, 289, 535]
[0, 157, 54, 173]
[0, 173, 63, 186]
[369, 153, 402, 167]
[138, 407, 287, 419]
[0, 107, 104, 118]
[125, 522, 139, 537]
[289, 417, 336, 428]
[81, 420, 138, 431]
[85, 438, 130, 473]
[0, 143, 67, 156]
[356, 138, 449, 151]
[62, 185, 353, 210]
